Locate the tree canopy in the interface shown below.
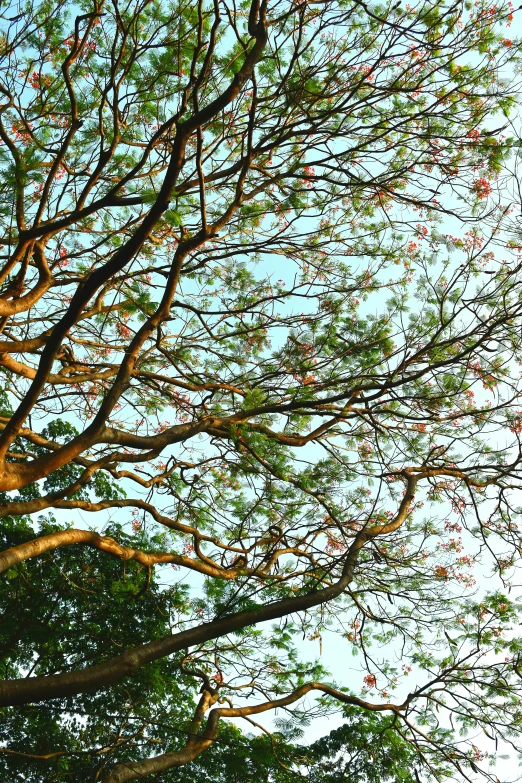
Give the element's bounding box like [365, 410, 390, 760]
[0, 0, 522, 780]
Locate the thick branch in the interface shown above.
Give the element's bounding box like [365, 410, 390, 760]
[0, 474, 416, 707]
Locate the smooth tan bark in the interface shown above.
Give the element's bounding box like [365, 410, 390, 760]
[0, 527, 269, 580]
[102, 681, 408, 783]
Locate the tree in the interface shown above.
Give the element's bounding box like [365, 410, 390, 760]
[0, 0, 521, 779]
[0, 514, 422, 782]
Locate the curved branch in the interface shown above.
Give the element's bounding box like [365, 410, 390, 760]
[103, 680, 410, 783]
[0, 243, 53, 316]
[0, 527, 276, 581]
[0, 474, 416, 707]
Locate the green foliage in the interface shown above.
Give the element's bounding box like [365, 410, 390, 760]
[0, 515, 195, 782]
[303, 710, 421, 783]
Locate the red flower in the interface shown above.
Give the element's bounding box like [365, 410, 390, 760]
[472, 178, 492, 200]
